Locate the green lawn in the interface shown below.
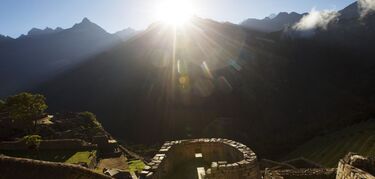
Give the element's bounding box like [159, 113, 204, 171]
[65, 150, 96, 165]
[127, 160, 145, 172]
[285, 119, 375, 167]
[0, 150, 96, 165]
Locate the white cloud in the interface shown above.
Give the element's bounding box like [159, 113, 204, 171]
[293, 8, 340, 31]
[358, 0, 375, 18]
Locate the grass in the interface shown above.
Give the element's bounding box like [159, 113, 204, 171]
[0, 150, 96, 166]
[127, 160, 145, 172]
[285, 119, 375, 167]
[65, 150, 96, 165]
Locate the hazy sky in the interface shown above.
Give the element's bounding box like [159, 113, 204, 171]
[0, 0, 356, 38]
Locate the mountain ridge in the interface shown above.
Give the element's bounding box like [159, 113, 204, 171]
[241, 12, 305, 32]
[26, 27, 64, 37]
[0, 18, 137, 97]
[36, 2, 375, 159]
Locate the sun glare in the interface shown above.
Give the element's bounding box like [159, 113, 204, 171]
[156, 0, 194, 26]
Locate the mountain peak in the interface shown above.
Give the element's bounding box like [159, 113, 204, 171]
[21, 27, 64, 37]
[267, 13, 277, 19]
[27, 27, 61, 37]
[115, 27, 137, 41]
[81, 17, 91, 24]
[273, 12, 301, 20]
[339, 2, 360, 19]
[72, 17, 100, 29]
[0, 34, 13, 41]
[55, 27, 64, 31]
[241, 12, 303, 32]
[68, 18, 109, 35]
[278, 12, 289, 16]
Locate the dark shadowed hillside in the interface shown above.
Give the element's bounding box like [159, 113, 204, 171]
[0, 18, 136, 98]
[37, 2, 375, 159]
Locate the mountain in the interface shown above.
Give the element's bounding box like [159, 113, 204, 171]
[115, 28, 138, 41]
[26, 27, 64, 37]
[37, 1, 375, 159]
[339, 2, 360, 20]
[0, 35, 13, 44]
[284, 1, 375, 49]
[0, 2, 364, 160]
[38, 17, 256, 144]
[241, 12, 304, 32]
[0, 18, 137, 97]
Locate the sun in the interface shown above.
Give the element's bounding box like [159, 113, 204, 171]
[156, 0, 194, 26]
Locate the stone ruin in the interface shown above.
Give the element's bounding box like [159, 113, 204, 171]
[92, 135, 121, 157]
[264, 168, 337, 179]
[140, 138, 261, 179]
[0, 155, 110, 179]
[140, 138, 375, 179]
[336, 152, 375, 179]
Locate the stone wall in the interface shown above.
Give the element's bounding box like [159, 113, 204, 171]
[0, 155, 110, 179]
[264, 168, 336, 179]
[140, 138, 261, 179]
[336, 153, 375, 179]
[87, 152, 97, 169]
[92, 135, 120, 155]
[263, 153, 375, 179]
[0, 139, 97, 151]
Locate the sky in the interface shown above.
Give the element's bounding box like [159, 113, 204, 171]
[0, 0, 356, 38]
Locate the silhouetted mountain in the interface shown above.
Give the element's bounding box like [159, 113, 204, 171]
[339, 2, 360, 20]
[37, 1, 375, 159]
[0, 35, 13, 45]
[26, 27, 64, 37]
[115, 28, 138, 41]
[38, 17, 252, 143]
[0, 18, 137, 97]
[241, 12, 304, 32]
[284, 2, 375, 49]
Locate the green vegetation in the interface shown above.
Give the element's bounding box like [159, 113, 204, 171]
[285, 120, 375, 167]
[0, 150, 96, 165]
[65, 150, 96, 165]
[22, 135, 42, 150]
[127, 160, 145, 172]
[1, 92, 47, 132]
[78, 111, 102, 129]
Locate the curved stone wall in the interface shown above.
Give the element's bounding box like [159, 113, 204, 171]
[140, 138, 260, 179]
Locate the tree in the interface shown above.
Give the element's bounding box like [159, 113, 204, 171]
[5, 93, 47, 132]
[78, 111, 102, 128]
[22, 135, 42, 150]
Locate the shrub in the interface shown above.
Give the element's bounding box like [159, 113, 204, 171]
[22, 135, 42, 150]
[78, 112, 102, 128]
